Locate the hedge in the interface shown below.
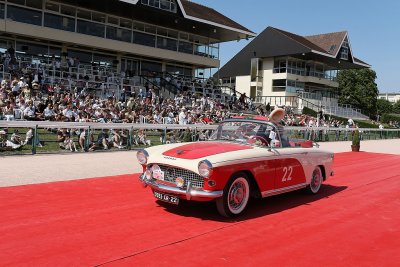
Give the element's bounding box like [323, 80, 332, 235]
[381, 113, 400, 124]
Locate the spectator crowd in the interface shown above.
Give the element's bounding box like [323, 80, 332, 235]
[0, 48, 384, 152]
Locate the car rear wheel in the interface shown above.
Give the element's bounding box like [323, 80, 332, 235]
[306, 166, 323, 194]
[216, 172, 250, 217]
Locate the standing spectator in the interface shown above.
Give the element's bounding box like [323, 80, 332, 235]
[179, 107, 187, 125]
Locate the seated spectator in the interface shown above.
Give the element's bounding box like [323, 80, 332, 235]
[108, 129, 124, 149]
[63, 130, 78, 152]
[44, 104, 56, 120]
[136, 129, 151, 146]
[96, 129, 109, 150]
[10, 129, 23, 146]
[3, 101, 15, 121]
[23, 102, 36, 120]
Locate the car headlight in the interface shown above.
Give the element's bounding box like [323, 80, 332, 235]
[151, 164, 162, 180]
[137, 150, 149, 165]
[198, 160, 213, 178]
[144, 169, 152, 180]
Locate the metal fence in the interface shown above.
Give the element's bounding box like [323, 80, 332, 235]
[0, 121, 399, 155]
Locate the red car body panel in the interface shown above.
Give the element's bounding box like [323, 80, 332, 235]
[162, 142, 252, 159]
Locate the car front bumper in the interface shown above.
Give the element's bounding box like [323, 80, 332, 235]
[139, 174, 223, 201]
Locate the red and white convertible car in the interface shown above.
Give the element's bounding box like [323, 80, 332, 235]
[137, 109, 334, 217]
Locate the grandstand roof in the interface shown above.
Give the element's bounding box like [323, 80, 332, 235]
[216, 26, 370, 78]
[54, 0, 255, 42]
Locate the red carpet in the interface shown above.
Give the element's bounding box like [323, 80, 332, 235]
[0, 152, 399, 266]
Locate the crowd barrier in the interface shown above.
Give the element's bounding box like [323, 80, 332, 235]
[0, 121, 399, 155]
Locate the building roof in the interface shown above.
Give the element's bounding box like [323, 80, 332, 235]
[180, 0, 254, 34]
[53, 0, 255, 42]
[216, 26, 370, 78]
[305, 31, 347, 56]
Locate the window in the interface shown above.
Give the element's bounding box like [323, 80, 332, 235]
[76, 9, 91, 20]
[120, 19, 132, 29]
[178, 41, 193, 54]
[106, 26, 132, 43]
[272, 79, 286, 92]
[340, 39, 349, 60]
[77, 20, 105, 38]
[45, 2, 60, 12]
[0, 4, 4, 19]
[141, 61, 162, 74]
[107, 16, 119, 26]
[61, 5, 75, 16]
[92, 13, 106, 23]
[141, 0, 177, 13]
[44, 13, 75, 32]
[132, 31, 156, 47]
[157, 36, 177, 51]
[7, 5, 42, 26]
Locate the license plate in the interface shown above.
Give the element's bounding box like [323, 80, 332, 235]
[153, 191, 179, 205]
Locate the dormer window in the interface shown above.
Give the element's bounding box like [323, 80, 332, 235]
[141, 0, 177, 13]
[339, 39, 349, 60]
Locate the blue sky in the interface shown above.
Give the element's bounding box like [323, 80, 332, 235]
[194, 0, 399, 93]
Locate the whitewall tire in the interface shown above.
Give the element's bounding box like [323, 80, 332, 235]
[216, 172, 250, 217]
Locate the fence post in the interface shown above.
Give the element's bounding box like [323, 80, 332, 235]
[85, 126, 91, 152]
[128, 126, 133, 149]
[32, 125, 38, 155]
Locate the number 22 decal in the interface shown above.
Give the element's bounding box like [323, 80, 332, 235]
[282, 166, 293, 182]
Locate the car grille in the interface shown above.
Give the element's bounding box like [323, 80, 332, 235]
[159, 165, 204, 188]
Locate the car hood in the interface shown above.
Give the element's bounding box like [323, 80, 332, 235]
[162, 141, 252, 159]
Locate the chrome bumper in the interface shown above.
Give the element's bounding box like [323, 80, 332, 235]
[139, 174, 223, 201]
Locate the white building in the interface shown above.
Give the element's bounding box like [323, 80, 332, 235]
[378, 93, 400, 103]
[216, 26, 370, 115]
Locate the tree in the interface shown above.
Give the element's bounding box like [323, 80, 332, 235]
[393, 100, 400, 114]
[337, 68, 379, 119]
[376, 98, 393, 115]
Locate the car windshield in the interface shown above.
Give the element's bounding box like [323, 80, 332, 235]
[209, 120, 278, 147]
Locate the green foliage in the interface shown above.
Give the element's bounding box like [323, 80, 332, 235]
[381, 113, 400, 124]
[352, 129, 360, 146]
[376, 98, 393, 115]
[393, 100, 400, 114]
[337, 69, 378, 118]
[355, 120, 379, 128]
[302, 107, 317, 117]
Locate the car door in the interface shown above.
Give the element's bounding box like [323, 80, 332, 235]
[274, 151, 307, 190]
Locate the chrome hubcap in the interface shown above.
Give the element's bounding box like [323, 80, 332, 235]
[311, 170, 321, 192]
[228, 180, 247, 211]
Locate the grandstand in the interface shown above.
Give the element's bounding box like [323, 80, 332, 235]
[0, 0, 255, 100]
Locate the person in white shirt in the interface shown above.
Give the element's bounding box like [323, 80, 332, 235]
[11, 78, 21, 96]
[179, 107, 187, 125]
[44, 104, 55, 120]
[62, 106, 73, 121]
[23, 102, 36, 120]
[153, 111, 162, 124]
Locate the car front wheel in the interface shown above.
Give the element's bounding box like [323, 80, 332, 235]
[306, 166, 323, 194]
[216, 172, 250, 217]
